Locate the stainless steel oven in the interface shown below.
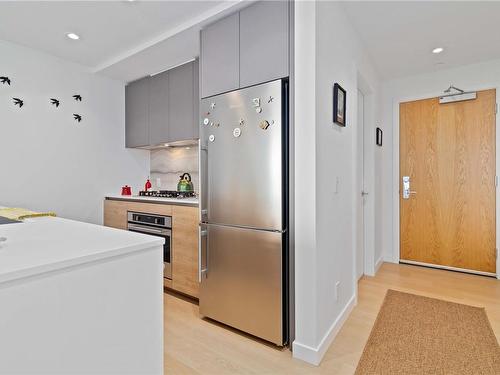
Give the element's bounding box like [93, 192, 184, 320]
[127, 211, 172, 280]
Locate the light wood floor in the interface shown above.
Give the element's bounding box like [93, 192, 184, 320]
[164, 262, 500, 374]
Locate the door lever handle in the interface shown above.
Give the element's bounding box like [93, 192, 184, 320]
[402, 176, 417, 199]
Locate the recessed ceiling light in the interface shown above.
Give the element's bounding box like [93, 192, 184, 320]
[66, 33, 80, 40]
[432, 47, 444, 54]
[185, 147, 191, 150]
[164, 143, 170, 147]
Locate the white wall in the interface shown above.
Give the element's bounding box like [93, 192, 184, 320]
[0, 40, 149, 224]
[293, 0, 318, 354]
[293, 1, 381, 365]
[380, 58, 500, 264]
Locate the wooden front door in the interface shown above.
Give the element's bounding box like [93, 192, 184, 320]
[399, 89, 496, 274]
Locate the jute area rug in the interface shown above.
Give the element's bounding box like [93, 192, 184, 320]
[355, 289, 500, 374]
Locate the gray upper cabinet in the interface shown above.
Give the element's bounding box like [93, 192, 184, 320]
[168, 61, 195, 142]
[200, 1, 290, 99]
[125, 60, 199, 148]
[200, 13, 240, 98]
[125, 76, 149, 148]
[192, 59, 199, 139]
[149, 70, 169, 145]
[239, 1, 289, 88]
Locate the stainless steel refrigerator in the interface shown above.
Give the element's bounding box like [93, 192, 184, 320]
[199, 79, 289, 346]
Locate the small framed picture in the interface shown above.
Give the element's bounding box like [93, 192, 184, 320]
[376, 127, 383, 146]
[333, 83, 346, 126]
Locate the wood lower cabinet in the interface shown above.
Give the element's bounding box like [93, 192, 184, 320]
[103, 199, 199, 298]
[172, 206, 199, 297]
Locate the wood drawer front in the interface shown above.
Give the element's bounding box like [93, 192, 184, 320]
[103, 200, 128, 230]
[103, 199, 173, 230]
[172, 205, 200, 298]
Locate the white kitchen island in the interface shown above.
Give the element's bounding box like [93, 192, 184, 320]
[0, 216, 164, 374]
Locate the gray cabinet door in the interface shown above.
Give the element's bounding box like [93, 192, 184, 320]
[192, 59, 200, 139]
[149, 70, 169, 145]
[239, 1, 289, 88]
[200, 13, 240, 98]
[168, 61, 194, 142]
[125, 76, 149, 148]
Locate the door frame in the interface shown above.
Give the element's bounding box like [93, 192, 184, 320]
[356, 88, 366, 279]
[356, 73, 376, 277]
[392, 85, 500, 278]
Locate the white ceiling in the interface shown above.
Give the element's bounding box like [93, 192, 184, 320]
[3, 1, 500, 83]
[341, 1, 500, 80]
[0, 1, 244, 82]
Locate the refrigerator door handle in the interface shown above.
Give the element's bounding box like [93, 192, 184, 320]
[201, 221, 287, 234]
[199, 226, 209, 282]
[200, 142, 209, 223]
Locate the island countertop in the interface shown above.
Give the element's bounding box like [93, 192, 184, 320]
[0, 216, 164, 284]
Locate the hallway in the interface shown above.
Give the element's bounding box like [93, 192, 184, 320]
[164, 263, 500, 374]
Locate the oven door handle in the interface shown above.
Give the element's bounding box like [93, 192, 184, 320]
[128, 223, 170, 236]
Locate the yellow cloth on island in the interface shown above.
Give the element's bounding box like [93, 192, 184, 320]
[0, 207, 56, 221]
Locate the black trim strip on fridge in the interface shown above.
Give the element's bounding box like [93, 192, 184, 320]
[281, 77, 290, 346]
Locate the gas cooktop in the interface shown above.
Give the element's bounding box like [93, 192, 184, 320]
[138, 190, 196, 199]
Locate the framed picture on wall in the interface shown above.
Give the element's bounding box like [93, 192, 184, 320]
[333, 83, 347, 126]
[376, 127, 383, 146]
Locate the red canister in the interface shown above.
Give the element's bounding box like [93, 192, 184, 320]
[121, 185, 132, 195]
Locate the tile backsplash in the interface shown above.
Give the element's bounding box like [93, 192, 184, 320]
[150, 146, 199, 192]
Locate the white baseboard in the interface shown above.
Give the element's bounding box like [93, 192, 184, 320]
[374, 255, 384, 274]
[292, 294, 356, 366]
[384, 254, 397, 264]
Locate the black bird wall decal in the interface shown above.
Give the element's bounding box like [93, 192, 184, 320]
[73, 94, 82, 102]
[73, 114, 82, 122]
[50, 98, 60, 107]
[13, 98, 24, 107]
[0, 76, 11, 85]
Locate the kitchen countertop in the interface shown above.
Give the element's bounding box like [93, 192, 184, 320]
[0, 215, 164, 284]
[106, 194, 199, 206]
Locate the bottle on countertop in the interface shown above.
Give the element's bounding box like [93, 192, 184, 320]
[144, 178, 152, 192]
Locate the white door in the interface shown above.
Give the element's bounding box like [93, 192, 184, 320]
[356, 89, 366, 279]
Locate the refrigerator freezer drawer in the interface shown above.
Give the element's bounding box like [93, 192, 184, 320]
[199, 224, 283, 345]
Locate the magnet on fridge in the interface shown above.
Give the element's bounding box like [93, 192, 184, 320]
[259, 120, 270, 130]
[233, 128, 241, 138]
[255, 107, 262, 114]
[209, 134, 215, 142]
[203, 118, 210, 125]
